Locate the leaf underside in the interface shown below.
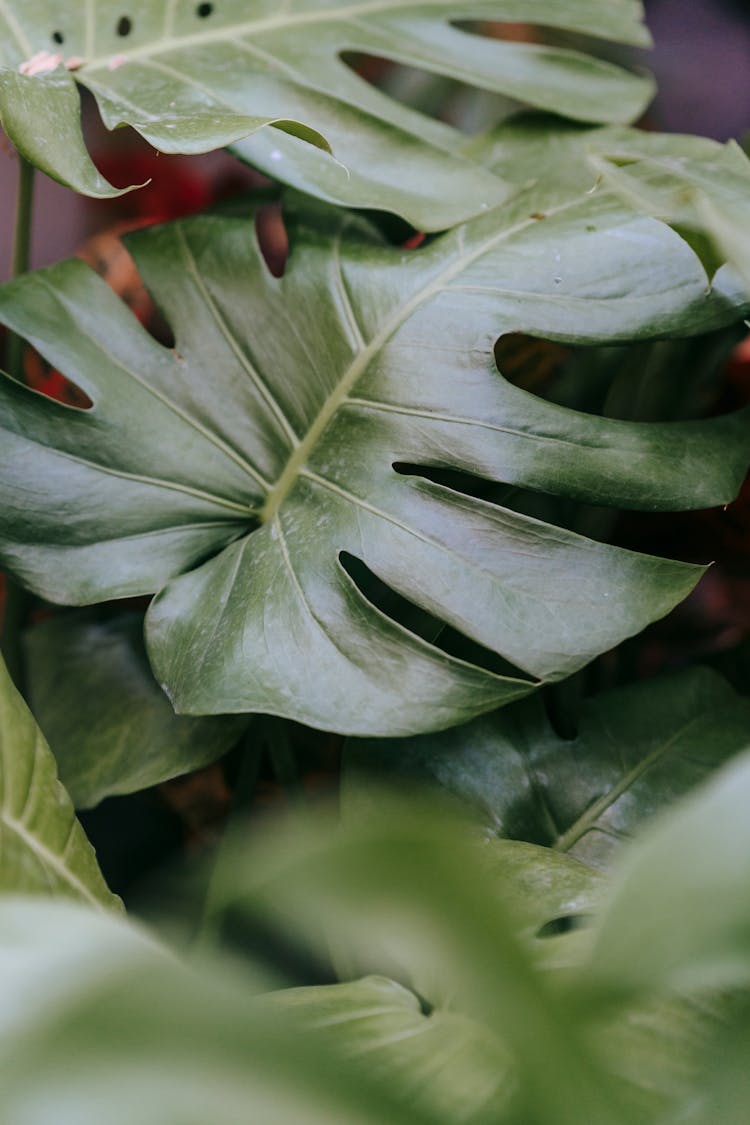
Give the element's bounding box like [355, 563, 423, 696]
[0, 135, 749, 735]
[0, 0, 654, 224]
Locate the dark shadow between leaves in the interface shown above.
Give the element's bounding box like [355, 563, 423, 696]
[340, 49, 525, 134]
[339, 551, 534, 681]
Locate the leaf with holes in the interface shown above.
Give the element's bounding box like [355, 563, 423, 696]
[0, 0, 655, 225]
[344, 667, 750, 864]
[0, 174, 749, 735]
[0, 654, 119, 909]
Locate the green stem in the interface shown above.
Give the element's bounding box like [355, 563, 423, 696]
[6, 154, 35, 378]
[1, 155, 36, 694]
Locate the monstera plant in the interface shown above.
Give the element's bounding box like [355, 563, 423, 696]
[1, 1, 750, 1122]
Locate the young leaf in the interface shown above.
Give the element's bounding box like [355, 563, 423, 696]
[0, 185, 748, 735]
[344, 667, 750, 868]
[0, 655, 119, 909]
[25, 610, 249, 809]
[0, 1, 654, 225]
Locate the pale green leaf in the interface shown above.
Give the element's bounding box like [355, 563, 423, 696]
[1, 177, 748, 733]
[587, 748, 750, 996]
[0, 898, 439, 1125]
[25, 610, 249, 809]
[268, 975, 512, 1124]
[0, 0, 653, 224]
[0, 655, 119, 909]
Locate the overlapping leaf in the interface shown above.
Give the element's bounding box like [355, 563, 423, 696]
[588, 138, 750, 291]
[25, 610, 249, 808]
[0, 0, 654, 225]
[345, 667, 750, 868]
[0, 654, 118, 908]
[1, 172, 749, 734]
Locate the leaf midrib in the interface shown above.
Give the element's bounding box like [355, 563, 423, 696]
[259, 191, 591, 524]
[552, 712, 709, 853]
[0, 724, 105, 908]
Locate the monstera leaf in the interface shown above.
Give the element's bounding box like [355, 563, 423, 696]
[345, 667, 750, 867]
[0, 0, 654, 224]
[0, 654, 118, 908]
[1, 173, 749, 734]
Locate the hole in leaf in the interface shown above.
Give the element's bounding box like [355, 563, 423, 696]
[393, 462, 519, 507]
[339, 50, 523, 134]
[116, 15, 132, 37]
[20, 345, 93, 410]
[255, 202, 288, 278]
[392, 462, 601, 544]
[51, 30, 65, 45]
[536, 914, 593, 939]
[196, 1, 214, 16]
[495, 333, 570, 394]
[339, 552, 443, 644]
[339, 552, 534, 680]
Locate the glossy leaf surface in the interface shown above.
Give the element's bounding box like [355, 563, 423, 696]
[0, 656, 118, 908]
[1, 179, 749, 733]
[25, 610, 249, 809]
[345, 667, 750, 867]
[0, 1, 653, 224]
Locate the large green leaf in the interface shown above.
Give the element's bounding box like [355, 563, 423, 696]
[24, 610, 249, 809]
[1, 174, 749, 733]
[345, 667, 750, 868]
[0, 654, 118, 908]
[0, 1, 654, 225]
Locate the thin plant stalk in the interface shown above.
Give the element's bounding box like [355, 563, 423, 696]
[1, 154, 36, 694]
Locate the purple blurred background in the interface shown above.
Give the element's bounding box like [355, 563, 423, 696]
[0, 0, 748, 282]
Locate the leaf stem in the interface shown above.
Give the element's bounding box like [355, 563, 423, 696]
[6, 153, 35, 374]
[1, 154, 36, 694]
